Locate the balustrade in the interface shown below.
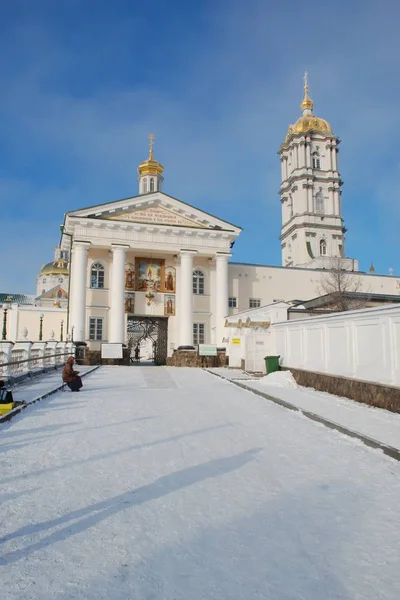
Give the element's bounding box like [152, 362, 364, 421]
[0, 341, 76, 383]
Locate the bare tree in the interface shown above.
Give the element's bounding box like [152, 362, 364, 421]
[317, 257, 369, 312]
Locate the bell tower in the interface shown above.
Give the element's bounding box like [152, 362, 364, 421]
[138, 134, 164, 195]
[278, 74, 358, 271]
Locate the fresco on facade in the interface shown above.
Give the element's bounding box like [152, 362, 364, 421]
[125, 264, 135, 289]
[136, 259, 163, 292]
[164, 294, 175, 316]
[164, 266, 176, 293]
[125, 292, 135, 313]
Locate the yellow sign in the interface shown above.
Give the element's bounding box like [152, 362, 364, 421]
[232, 338, 241, 345]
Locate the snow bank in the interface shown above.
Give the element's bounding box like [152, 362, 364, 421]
[258, 370, 298, 388]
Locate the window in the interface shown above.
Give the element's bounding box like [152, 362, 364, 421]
[193, 269, 205, 294]
[89, 317, 103, 341]
[228, 297, 237, 308]
[193, 323, 205, 345]
[312, 156, 321, 169]
[249, 298, 261, 308]
[150, 178, 155, 192]
[320, 239, 327, 256]
[315, 189, 324, 213]
[90, 262, 105, 289]
[143, 179, 147, 193]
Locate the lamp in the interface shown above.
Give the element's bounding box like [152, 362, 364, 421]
[39, 313, 44, 341]
[2, 295, 12, 341]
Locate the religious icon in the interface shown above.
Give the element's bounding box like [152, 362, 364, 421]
[164, 266, 176, 293]
[164, 294, 175, 316]
[125, 264, 135, 289]
[125, 292, 135, 313]
[136, 259, 163, 292]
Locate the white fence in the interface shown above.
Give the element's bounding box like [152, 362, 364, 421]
[272, 304, 400, 387]
[0, 341, 76, 381]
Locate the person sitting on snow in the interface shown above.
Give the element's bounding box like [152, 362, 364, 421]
[62, 356, 83, 392]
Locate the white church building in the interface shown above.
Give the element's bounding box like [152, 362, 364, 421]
[9, 76, 398, 361]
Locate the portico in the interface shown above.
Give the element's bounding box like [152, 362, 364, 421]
[63, 169, 241, 355]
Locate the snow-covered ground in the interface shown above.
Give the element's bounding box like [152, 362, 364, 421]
[210, 367, 400, 451]
[1, 366, 400, 599]
[10, 366, 97, 406]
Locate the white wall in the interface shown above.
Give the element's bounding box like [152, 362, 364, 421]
[228, 262, 400, 314]
[226, 302, 289, 372]
[7, 306, 67, 342]
[272, 304, 400, 387]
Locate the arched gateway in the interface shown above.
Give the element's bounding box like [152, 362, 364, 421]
[127, 317, 168, 365]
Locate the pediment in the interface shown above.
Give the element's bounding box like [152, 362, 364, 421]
[107, 205, 205, 228]
[36, 286, 68, 300]
[66, 192, 242, 232]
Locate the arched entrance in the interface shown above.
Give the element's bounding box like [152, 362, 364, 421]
[127, 317, 168, 365]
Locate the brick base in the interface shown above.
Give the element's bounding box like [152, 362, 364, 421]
[285, 367, 400, 413]
[167, 350, 227, 368]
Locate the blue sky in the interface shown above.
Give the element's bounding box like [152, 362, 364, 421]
[1, 0, 399, 292]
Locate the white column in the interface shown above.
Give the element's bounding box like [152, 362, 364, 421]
[307, 185, 312, 212]
[329, 188, 335, 214]
[179, 250, 196, 346]
[305, 140, 311, 169]
[109, 245, 129, 344]
[332, 145, 338, 171]
[215, 253, 230, 346]
[209, 258, 217, 344]
[280, 158, 285, 181]
[329, 145, 333, 171]
[69, 241, 90, 342]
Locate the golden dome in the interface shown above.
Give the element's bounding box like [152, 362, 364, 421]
[285, 72, 332, 141]
[40, 259, 69, 276]
[138, 134, 164, 177]
[290, 114, 332, 136]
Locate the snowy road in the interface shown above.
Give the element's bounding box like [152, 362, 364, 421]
[1, 366, 400, 600]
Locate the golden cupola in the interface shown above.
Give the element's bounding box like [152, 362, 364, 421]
[40, 258, 69, 276]
[285, 73, 332, 141]
[138, 134, 164, 177]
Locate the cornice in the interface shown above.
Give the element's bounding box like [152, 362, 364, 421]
[280, 220, 345, 240]
[280, 172, 341, 193]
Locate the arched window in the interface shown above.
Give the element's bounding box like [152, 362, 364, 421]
[150, 178, 155, 192]
[193, 269, 205, 295]
[90, 262, 105, 289]
[312, 152, 321, 169]
[315, 189, 324, 213]
[143, 179, 147, 193]
[320, 239, 327, 256]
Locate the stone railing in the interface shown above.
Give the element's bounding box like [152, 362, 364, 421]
[0, 340, 76, 383]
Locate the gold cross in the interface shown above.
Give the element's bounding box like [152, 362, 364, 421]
[303, 71, 309, 96]
[148, 133, 155, 157]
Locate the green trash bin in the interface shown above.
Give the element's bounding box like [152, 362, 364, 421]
[264, 355, 280, 374]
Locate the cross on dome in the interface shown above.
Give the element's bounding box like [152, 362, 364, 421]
[300, 70, 314, 114]
[148, 133, 155, 159]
